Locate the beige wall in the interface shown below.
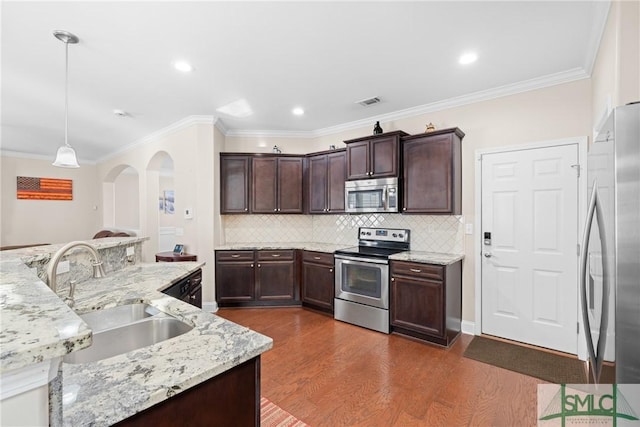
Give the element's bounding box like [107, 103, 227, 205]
[98, 121, 216, 304]
[114, 170, 140, 229]
[0, 155, 101, 246]
[591, 0, 640, 131]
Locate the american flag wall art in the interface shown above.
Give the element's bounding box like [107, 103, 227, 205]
[16, 176, 73, 200]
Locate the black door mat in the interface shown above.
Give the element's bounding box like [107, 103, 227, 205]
[463, 336, 598, 384]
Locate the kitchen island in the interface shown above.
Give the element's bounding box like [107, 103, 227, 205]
[0, 238, 272, 426]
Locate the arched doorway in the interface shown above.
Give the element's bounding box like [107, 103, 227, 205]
[102, 164, 140, 235]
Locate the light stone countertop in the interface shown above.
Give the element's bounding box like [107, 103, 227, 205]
[216, 243, 464, 265]
[0, 253, 92, 373]
[389, 250, 464, 265]
[215, 242, 353, 253]
[1, 239, 273, 426]
[60, 262, 273, 426]
[1, 237, 149, 373]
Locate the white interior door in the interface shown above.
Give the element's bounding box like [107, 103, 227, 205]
[481, 144, 579, 354]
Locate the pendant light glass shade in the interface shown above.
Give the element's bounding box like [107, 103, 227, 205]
[52, 30, 80, 168]
[53, 145, 80, 168]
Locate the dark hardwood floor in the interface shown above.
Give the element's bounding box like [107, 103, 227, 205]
[217, 308, 546, 427]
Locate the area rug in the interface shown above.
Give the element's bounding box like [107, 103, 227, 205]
[463, 336, 589, 384]
[261, 397, 309, 427]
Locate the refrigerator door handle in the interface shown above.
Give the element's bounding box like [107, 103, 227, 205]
[579, 182, 610, 383]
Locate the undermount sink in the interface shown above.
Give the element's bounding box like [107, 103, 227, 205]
[64, 303, 193, 364]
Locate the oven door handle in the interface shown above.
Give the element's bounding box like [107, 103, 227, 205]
[335, 255, 388, 265]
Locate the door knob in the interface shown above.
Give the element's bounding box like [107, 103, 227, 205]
[483, 252, 493, 258]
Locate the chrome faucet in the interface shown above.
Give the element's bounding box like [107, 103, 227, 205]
[46, 241, 106, 293]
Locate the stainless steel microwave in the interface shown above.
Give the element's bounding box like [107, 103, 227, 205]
[345, 177, 399, 213]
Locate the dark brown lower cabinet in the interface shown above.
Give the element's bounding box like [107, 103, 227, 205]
[161, 269, 202, 308]
[390, 260, 462, 347]
[301, 251, 334, 314]
[114, 356, 260, 427]
[215, 250, 299, 307]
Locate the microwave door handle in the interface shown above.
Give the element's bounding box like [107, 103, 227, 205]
[580, 182, 598, 382]
[382, 186, 387, 210]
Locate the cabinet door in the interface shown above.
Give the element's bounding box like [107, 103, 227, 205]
[277, 157, 304, 213]
[308, 154, 328, 213]
[370, 136, 398, 178]
[256, 261, 296, 301]
[220, 156, 250, 214]
[301, 261, 334, 312]
[390, 275, 444, 337]
[403, 134, 456, 213]
[327, 151, 346, 213]
[252, 157, 278, 213]
[216, 261, 255, 303]
[346, 140, 370, 180]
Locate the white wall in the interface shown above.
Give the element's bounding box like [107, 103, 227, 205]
[0, 155, 101, 246]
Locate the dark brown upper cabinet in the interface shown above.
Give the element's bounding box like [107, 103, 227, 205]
[252, 156, 303, 213]
[401, 128, 464, 214]
[306, 149, 346, 214]
[344, 131, 407, 180]
[220, 155, 251, 214]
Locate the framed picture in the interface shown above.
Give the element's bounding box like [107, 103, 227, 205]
[173, 244, 184, 255]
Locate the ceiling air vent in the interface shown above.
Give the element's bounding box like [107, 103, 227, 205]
[355, 97, 381, 107]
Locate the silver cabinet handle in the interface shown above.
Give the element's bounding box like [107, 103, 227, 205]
[257, 264, 261, 268]
[271, 254, 281, 257]
[274, 209, 277, 212]
[483, 252, 492, 258]
[329, 268, 333, 272]
[231, 254, 240, 258]
[250, 263, 254, 268]
[410, 268, 422, 273]
[190, 295, 196, 300]
[313, 256, 321, 260]
[391, 277, 395, 282]
[244, 208, 248, 211]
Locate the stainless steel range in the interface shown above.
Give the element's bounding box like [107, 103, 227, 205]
[334, 227, 410, 333]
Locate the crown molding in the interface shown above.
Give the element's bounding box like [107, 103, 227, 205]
[97, 115, 216, 163]
[222, 67, 590, 139]
[0, 150, 96, 165]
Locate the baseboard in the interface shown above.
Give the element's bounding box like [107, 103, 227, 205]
[461, 320, 476, 335]
[202, 301, 218, 313]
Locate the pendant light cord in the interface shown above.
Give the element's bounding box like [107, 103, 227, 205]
[64, 39, 70, 148]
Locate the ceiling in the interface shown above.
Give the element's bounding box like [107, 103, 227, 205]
[1, 1, 609, 163]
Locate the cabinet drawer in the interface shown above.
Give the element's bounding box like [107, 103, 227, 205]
[216, 251, 254, 262]
[391, 261, 443, 281]
[257, 250, 294, 261]
[302, 251, 334, 265]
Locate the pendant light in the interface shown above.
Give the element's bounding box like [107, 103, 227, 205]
[52, 30, 80, 168]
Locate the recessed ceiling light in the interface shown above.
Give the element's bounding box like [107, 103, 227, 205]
[458, 52, 478, 65]
[216, 98, 253, 118]
[173, 61, 193, 72]
[292, 107, 304, 116]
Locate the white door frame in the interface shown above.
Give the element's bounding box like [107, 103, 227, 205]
[474, 136, 588, 360]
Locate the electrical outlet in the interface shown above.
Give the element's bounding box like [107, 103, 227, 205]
[126, 246, 134, 256]
[57, 260, 70, 274]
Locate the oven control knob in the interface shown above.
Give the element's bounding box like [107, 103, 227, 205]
[366, 232, 371, 235]
[392, 233, 397, 238]
[399, 233, 404, 238]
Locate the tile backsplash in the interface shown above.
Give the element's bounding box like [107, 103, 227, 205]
[222, 214, 464, 254]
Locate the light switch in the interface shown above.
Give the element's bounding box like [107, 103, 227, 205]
[126, 246, 135, 256]
[184, 208, 193, 219]
[465, 223, 473, 235]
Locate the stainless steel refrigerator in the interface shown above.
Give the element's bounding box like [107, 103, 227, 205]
[581, 102, 640, 383]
